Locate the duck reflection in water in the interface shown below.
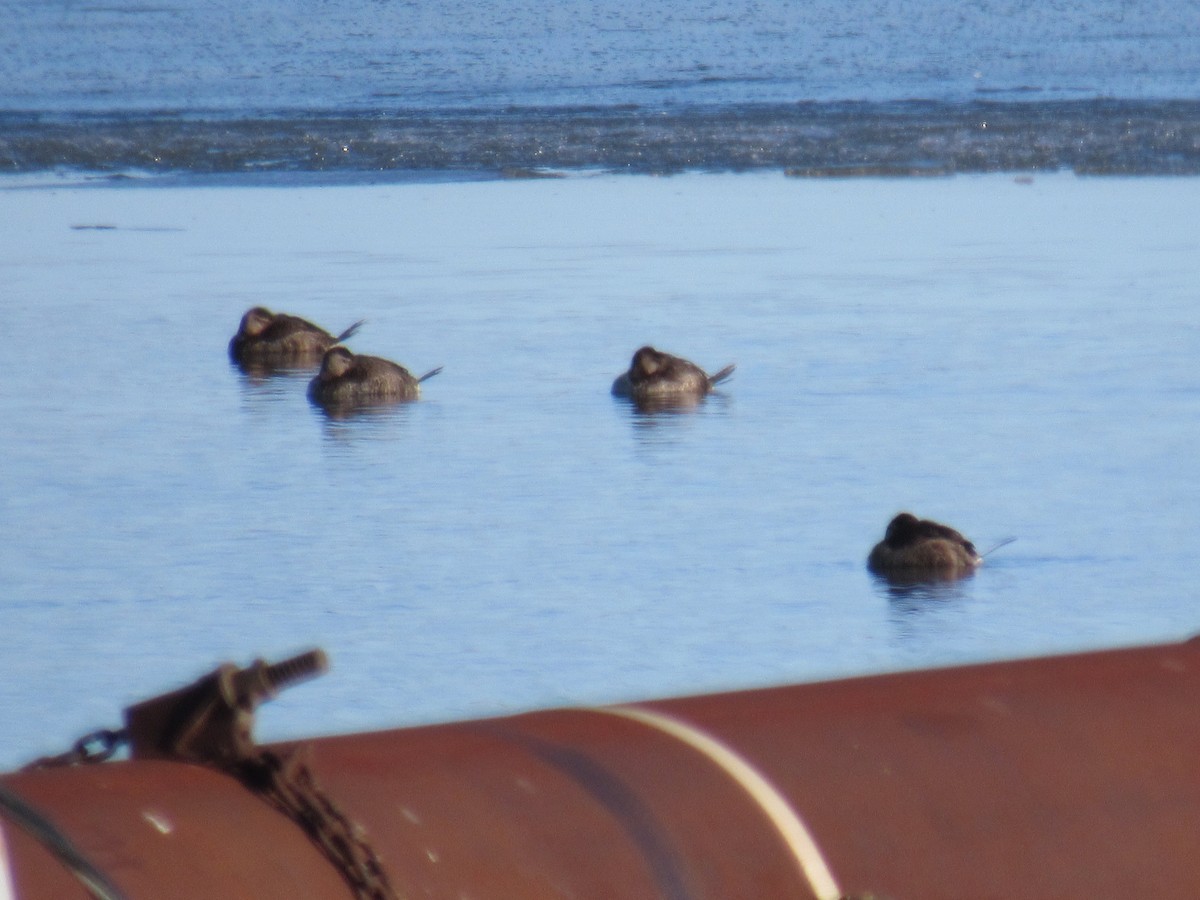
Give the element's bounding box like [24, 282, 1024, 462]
[868, 512, 983, 585]
[229, 307, 363, 373]
[308, 345, 442, 415]
[880, 576, 973, 610]
[611, 346, 735, 412]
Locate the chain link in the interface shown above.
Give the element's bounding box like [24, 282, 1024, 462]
[18, 722, 877, 900]
[23, 728, 128, 770]
[239, 748, 399, 900]
[24, 727, 396, 899]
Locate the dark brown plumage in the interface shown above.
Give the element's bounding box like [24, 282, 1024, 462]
[229, 307, 362, 368]
[868, 512, 982, 582]
[611, 346, 735, 408]
[308, 346, 441, 409]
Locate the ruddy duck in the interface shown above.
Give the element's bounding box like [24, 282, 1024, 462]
[229, 307, 363, 367]
[611, 346, 735, 407]
[308, 346, 442, 408]
[868, 512, 982, 581]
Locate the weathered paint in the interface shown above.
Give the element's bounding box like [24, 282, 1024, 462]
[4, 638, 1200, 899]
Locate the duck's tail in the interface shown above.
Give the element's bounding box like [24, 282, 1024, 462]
[708, 363, 736, 387]
[980, 537, 1017, 558]
[335, 320, 365, 343]
[418, 366, 444, 383]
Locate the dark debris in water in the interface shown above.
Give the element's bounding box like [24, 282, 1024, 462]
[4, 99, 1200, 179]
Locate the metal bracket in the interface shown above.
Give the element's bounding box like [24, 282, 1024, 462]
[123, 650, 328, 764]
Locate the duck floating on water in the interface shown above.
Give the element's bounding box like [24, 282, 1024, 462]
[308, 346, 442, 410]
[229, 307, 363, 369]
[611, 346, 735, 409]
[868, 512, 982, 582]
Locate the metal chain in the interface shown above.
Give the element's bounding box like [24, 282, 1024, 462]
[23, 727, 396, 899]
[17, 723, 877, 900]
[238, 747, 399, 900]
[23, 728, 129, 770]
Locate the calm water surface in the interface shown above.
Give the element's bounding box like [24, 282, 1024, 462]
[4, 0, 1200, 178]
[6, 0, 1197, 111]
[2, 172, 1198, 766]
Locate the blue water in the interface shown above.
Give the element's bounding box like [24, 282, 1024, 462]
[2, 0, 1200, 179]
[5, 0, 1200, 111]
[3, 173, 1199, 768]
[2, 2, 1200, 768]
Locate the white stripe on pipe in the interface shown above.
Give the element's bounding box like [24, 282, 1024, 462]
[0, 825, 17, 900]
[600, 704, 843, 900]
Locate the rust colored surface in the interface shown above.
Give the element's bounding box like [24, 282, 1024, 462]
[5, 638, 1200, 899]
[2, 760, 348, 900]
[654, 637, 1200, 899]
[296, 709, 819, 899]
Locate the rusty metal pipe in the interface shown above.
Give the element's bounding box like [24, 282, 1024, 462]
[5, 638, 1200, 899]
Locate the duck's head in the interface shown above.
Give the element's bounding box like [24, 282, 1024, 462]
[319, 345, 355, 379]
[630, 346, 665, 378]
[884, 512, 921, 544]
[237, 306, 275, 338]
